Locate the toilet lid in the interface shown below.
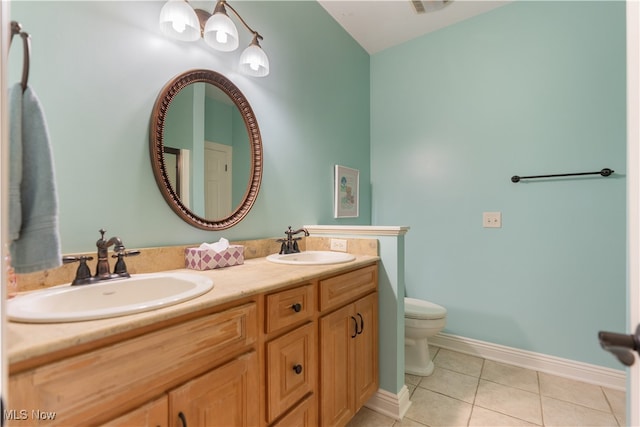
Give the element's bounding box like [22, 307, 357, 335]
[405, 297, 447, 320]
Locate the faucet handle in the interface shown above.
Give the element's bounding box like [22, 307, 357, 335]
[63, 255, 94, 264]
[111, 250, 141, 258]
[63, 255, 94, 285]
[111, 250, 140, 276]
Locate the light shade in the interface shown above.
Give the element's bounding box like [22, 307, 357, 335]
[203, 11, 239, 51]
[159, 0, 200, 42]
[239, 38, 269, 77]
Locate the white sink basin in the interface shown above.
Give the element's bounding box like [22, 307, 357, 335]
[7, 272, 214, 323]
[266, 251, 356, 265]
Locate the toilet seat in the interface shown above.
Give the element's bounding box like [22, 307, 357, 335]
[405, 297, 446, 320]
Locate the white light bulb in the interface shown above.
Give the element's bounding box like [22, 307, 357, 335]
[216, 31, 228, 44]
[172, 20, 186, 33]
[203, 12, 239, 51]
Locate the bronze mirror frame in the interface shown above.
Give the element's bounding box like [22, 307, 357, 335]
[149, 69, 263, 230]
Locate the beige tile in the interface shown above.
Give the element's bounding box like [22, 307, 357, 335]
[405, 373, 422, 386]
[405, 387, 473, 426]
[433, 348, 484, 377]
[408, 382, 417, 397]
[539, 373, 610, 412]
[305, 236, 378, 256]
[602, 387, 626, 426]
[347, 407, 396, 427]
[418, 367, 479, 403]
[475, 379, 542, 424]
[469, 406, 540, 426]
[430, 345, 441, 359]
[393, 417, 429, 427]
[481, 359, 539, 393]
[541, 396, 619, 427]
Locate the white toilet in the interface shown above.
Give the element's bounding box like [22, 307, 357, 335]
[404, 297, 447, 376]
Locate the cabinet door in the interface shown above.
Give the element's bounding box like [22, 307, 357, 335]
[170, 351, 259, 427]
[270, 394, 317, 427]
[353, 293, 379, 410]
[266, 323, 316, 423]
[319, 304, 356, 427]
[100, 396, 168, 427]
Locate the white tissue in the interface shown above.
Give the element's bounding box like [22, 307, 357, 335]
[199, 237, 230, 253]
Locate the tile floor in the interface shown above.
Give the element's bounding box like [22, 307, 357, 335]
[347, 347, 626, 427]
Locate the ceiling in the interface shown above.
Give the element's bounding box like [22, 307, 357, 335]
[317, 0, 511, 54]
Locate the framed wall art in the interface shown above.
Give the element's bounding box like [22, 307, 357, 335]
[334, 165, 359, 218]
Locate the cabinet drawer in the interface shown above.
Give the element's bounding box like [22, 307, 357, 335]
[266, 284, 314, 334]
[270, 394, 317, 427]
[319, 265, 377, 312]
[266, 323, 316, 423]
[8, 303, 257, 426]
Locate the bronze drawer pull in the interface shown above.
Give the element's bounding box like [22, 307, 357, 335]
[293, 364, 303, 374]
[178, 412, 187, 427]
[291, 303, 302, 313]
[351, 316, 358, 338]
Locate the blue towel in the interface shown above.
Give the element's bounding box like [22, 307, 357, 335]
[9, 83, 61, 274]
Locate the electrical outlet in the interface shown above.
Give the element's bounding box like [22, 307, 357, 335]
[483, 212, 502, 228]
[330, 238, 348, 252]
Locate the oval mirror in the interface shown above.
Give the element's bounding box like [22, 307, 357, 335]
[150, 69, 262, 230]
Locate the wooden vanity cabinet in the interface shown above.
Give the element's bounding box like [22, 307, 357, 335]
[8, 262, 378, 427]
[318, 265, 379, 427]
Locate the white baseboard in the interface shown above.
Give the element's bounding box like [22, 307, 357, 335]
[429, 332, 626, 391]
[364, 385, 412, 420]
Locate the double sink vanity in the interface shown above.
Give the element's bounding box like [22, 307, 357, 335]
[6, 248, 380, 427]
[6, 61, 382, 426]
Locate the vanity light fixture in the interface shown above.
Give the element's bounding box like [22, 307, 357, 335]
[159, 0, 269, 77]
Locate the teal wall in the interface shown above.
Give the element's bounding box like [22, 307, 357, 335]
[371, 1, 626, 369]
[8, 0, 371, 253]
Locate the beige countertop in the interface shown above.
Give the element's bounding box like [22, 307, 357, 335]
[7, 255, 379, 368]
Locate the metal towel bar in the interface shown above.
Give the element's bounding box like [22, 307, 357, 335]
[511, 168, 614, 183]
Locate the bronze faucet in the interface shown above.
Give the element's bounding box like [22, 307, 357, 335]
[277, 226, 309, 254]
[96, 229, 125, 279]
[62, 229, 140, 286]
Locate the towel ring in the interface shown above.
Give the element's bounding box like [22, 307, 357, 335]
[10, 21, 31, 92]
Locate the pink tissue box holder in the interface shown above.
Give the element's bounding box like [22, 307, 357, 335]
[185, 245, 244, 270]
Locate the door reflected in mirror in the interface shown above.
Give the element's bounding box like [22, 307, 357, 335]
[150, 70, 262, 230]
